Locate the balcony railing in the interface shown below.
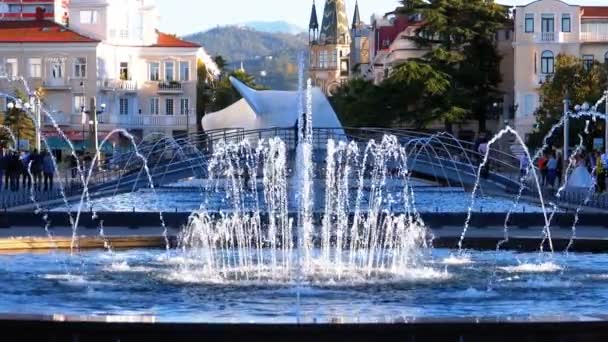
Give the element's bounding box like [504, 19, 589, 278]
[158, 81, 183, 93]
[534, 32, 562, 43]
[580, 31, 608, 42]
[42, 79, 71, 90]
[98, 114, 193, 127]
[99, 79, 137, 92]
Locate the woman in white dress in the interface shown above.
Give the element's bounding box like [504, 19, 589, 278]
[567, 155, 593, 189]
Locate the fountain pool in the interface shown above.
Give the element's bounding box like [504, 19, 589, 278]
[1, 248, 607, 323]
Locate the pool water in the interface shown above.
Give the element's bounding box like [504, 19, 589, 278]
[1, 248, 607, 323]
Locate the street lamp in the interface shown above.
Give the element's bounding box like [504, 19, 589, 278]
[81, 101, 106, 164]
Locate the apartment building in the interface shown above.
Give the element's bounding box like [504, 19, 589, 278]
[0, 0, 68, 23]
[514, 0, 608, 138]
[0, 0, 210, 151]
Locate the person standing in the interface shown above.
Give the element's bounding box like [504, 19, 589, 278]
[547, 153, 558, 188]
[29, 150, 42, 191]
[538, 153, 548, 187]
[519, 154, 530, 179]
[69, 154, 78, 179]
[19, 151, 31, 190]
[8, 152, 19, 192]
[42, 152, 55, 192]
[0, 149, 6, 192]
[596, 151, 606, 193]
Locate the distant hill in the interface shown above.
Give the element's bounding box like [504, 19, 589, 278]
[184, 26, 308, 90]
[238, 21, 305, 35]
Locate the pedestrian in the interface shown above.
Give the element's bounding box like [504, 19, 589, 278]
[519, 154, 530, 179]
[8, 152, 20, 192]
[1, 150, 8, 192]
[29, 149, 42, 191]
[0, 148, 6, 192]
[538, 153, 548, 187]
[42, 152, 55, 192]
[547, 153, 558, 188]
[83, 152, 92, 171]
[69, 154, 78, 179]
[596, 151, 606, 193]
[19, 150, 31, 190]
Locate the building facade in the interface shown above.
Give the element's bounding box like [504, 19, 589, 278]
[0, 0, 211, 152]
[308, 0, 351, 95]
[514, 0, 608, 139]
[0, 0, 68, 23]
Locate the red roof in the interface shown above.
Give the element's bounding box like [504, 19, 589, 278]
[151, 31, 200, 48]
[582, 6, 608, 18]
[0, 20, 99, 43]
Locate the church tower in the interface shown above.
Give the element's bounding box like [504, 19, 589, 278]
[350, 1, 371, 79]
[309, 0, 351, 95]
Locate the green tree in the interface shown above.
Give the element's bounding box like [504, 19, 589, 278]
[0, 89, 36, 149]
[330, 61, 451, 128]
[398, 0, 508, 132]
[527, 55, 608, 150]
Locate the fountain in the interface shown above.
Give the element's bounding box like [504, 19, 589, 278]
[1, 72, 608, 331]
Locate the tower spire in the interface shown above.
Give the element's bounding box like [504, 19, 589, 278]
[309, 0, 319, 44]
[309, 0, 319, 31]
[352, 0, 361, 30]
[319, 0, 350, 45]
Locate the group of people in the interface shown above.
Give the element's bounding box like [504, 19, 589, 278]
[520, 148, 608, 193]
[536, 151, 563, 189]
[0, 149, 56, 192]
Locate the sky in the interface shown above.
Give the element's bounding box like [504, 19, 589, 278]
[156, 0, 608, 36]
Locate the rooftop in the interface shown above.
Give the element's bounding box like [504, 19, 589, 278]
[582, 6, 608, 19]
[151, 31, 201, 48]
[0, 20, 99, 44]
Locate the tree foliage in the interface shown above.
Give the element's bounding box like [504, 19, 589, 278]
[197, 55, 265, 119]
[397, 0, 508, 131]
[527, 55, 608, 150]
[0, 88, 36, 149]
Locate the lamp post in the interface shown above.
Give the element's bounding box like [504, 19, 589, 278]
[81, 99, 106, 164]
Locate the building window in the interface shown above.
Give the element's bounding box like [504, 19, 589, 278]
[319, 51, 328, 68]
[541, 14, 554, 33]
[80, 10, 97, 24]
[4, 58, 17, 78]
[120, 62, 129, 80]
[150, 98, 159, 115]
[119, 98, 129, 115]
[148, 62, 160, 81]
[525, 14, 534, 33]
[180, 98, 189, 115]
[583, 55, 595, 71]
[505, 30, 511, 40]
[74, 57, 86, 78]
[164, 61, 174, 82]
[50, 59, 63, 79]
[28, 58, 41, 78]
[165, 98, 174, 115]
[524, 94, 535, 116]
[179, 61, 190, 81]
[562, 14, 571, 33]
[74, 95, 86, 113]
[541, 51, 554, 74]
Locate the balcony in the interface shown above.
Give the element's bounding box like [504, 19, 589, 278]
[157, 81, 183, 94]
[99, 114, 193, 128]
[534, 32, 563, 43]
[580, 32, 608, 42]
[98, 79, 138, 93]
[41, 79, 71, 90]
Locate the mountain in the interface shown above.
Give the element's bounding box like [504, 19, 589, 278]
[238, 21, 305, 35]
[184, 26, 308, 90]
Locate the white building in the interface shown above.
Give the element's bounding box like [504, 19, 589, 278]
[0, 0, 215, 153]
[513, 0, 608, 139]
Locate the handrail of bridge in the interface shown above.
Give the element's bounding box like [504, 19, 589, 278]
[82, 127, 525, 197]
